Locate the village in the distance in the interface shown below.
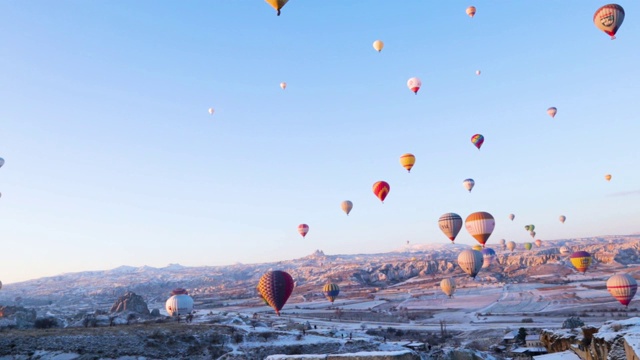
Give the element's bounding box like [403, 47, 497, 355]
[0, 235, 639, 359]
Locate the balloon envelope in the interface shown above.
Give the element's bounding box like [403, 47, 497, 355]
[524, 242, 533, 250]
[547, 107, 557, 118]
[458, 249, 483, 278]
[0, 158, 4, 168]
[165, 294, 194, 316]
[280, 82, 287, 90]
[605, 174, 612, 181]
[482, 248, 496, 268]
[208, 108, 214, 115]
[258, 270, 295, 315]
[373, 40, 384, 52]
[570, 251, 592, 273]
[466, 6, 476, 17]
[438, 213, 463, 243]
[463, 178, 475, 192]
[475, 70, 481, 75]
[407, 77, 422, 94]
[440, 278, 456, 297]
[341, 201, 353, 215]
[265, 0, 289, 16]
[535, 239, 542, 247]
[400, 153, 416, 172]
[372, 181, 390, 203]
[298, 224, 309, 238]
[559, 215, 566, 223]
[323, 283, 340, 303]
[465, 212, 495, 247]
[594, 4, 625, 39]
[509, 214, 515, 221]
[607, 273, 637, 306]
[507, 241, 516, 252]
[472, 245, 483, 251]
[471, 134, 484, 150]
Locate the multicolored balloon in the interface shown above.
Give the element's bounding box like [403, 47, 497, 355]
[570, 251, 592, 274]
[298, 224, 309, 238]
[605, 174, 612, 181]
[280, 82, 287, 90]
[472, 244, 483, 251]
[257, 270, 295, 315]
[372, 181, 390, 203]
[607, 273, 637, 307]
[547, 107, 557, 118]
[440, 278, 456, 298]
[594, 4, 625, 39]
[530, 231, 536, 238]
[407, 77, 422, 95]
[471, 134, 484, 150]
[373, 40, 384, 52]
[265, 0, 289, 16]
[463, 178, 475, 192]
[341, 201, 353, 216]
[475, 70, 481, 76]
[438, 213, 463, 243]
[323, 283, 340, 303]
[524, 242, 533, 250]
[559, 215, 566, 223]
[400, 153, 416, 173]
[509, 214, 515, 221]
[466, 6, 476, 18]
[465, 211, 495, 247]
[535, 239, 542, 247]
[458, 249, 483, 278]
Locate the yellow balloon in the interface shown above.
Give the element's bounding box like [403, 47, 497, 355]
[265, 0, 289, 16]
[605, 174, 612, 181]
[373, 40, 384, 52]
[399, 153, 415, 173]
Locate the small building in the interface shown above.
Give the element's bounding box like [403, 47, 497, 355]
[510, 346, 548, 358]
[503, 330, 518, 345]
[526, 334, 543, 348]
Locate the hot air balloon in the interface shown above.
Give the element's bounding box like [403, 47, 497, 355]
[507, 241, 516, 252]
[605, 174, 612, 181]
[280, 82, 287, 90]
[535, 239, 542, 247]
[559, 246, 571, 256]
[257, 270, 295, 315]
[471, 134, 484, 150]
[524, 225, 531, 231]
[208, 108, 214, 115]
[298, 224, 309, 238]
[594, 4, 625, 39]
[373, 181, 390, 203]
[499, 239, 506, 249]
[463, 178, 475, 192]
[438, 213, 463, 243]
[570, 251, 592, 274]
[399, 153, 416, 173]
[607, 273, 637, 307]
[472, 245, 483, 251]
[323, 283, 340, 303]
[458, 250, 483, 278]
[0, 158, 4, 168]
[265, 0, 289, 16]
[0, 280, 2, 290]
[524, 242, 533, 251]
[530, 231, 536, 238]
[440, 278, 456, 298]
[373, 40, 384, 52]
[466, 6, 476, 17]
[559, 215, 566, 223]
[407, 77, 422, 95]
[509, 214, 515, 221]
[482, 248, 496, 268]
[166, 290, 194, 316]
[529, 224, 536, 232]
[475, 70, 481, 76]
[465, 212, 495, 247]
[547, 107, 557, 118]
[341, 201, 353, 216]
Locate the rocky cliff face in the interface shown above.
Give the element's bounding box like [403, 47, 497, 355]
[541, 317, 640, 360]
[109, 291, 149, 314]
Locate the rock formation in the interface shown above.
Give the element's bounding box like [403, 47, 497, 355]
[109, 291, 150, 314]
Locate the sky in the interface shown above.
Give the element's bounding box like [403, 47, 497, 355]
[0, 1, 639, 284]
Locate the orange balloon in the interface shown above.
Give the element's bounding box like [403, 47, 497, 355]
[372, 181, 390, 203]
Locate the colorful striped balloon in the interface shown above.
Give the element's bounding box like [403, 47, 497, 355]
[465, 211, 495, 247]
[594, 4, 625, 39]
[372, 181, 390, 203]
[607, 273, 637, 307]
[570, 251, 592, 273]
[323, 283, 340, 303]
[458, 249, 483, 278]
[438, 213, 463, 243]
[471, 134, 484, 150]
[298, 224, 309, 238]
[258, 270, 295, 316]
[399, 153, 416, 173]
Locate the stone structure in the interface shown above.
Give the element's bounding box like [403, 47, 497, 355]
[109, 291, 150, 314]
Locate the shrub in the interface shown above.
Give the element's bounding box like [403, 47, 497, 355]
[521, 318, 534, 323]
[34, 317, 58, 329]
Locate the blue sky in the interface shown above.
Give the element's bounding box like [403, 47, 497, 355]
[1, 1, 638, 283]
